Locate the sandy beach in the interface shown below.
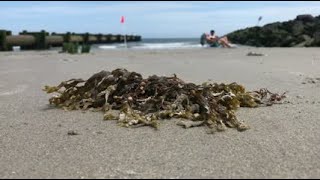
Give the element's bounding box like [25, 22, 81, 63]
[1, 47, 320, 178]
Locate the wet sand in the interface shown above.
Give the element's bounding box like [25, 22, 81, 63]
[0, 48, 320, 178]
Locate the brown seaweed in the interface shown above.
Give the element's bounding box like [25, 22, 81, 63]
[43, 68, 286, 133]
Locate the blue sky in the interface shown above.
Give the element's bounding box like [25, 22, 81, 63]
[1, 1, 320, 38]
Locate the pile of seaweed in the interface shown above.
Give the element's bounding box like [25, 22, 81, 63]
[43, 68, 286, 133]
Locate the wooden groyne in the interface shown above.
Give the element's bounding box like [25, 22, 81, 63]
[0, 30, 142, 51]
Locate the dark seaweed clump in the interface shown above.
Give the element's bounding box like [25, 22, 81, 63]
[43, 68, 286, 133]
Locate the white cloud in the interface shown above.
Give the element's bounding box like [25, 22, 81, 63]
[1, 1, 320, 37]
[135, 4, 320, 36]
[0, 2, 220, 18]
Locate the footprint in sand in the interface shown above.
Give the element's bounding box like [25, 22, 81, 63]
[0, 68, 32, 75]
[289, 71, 304, 76]
[302, 77, 320, 84]
[0, 84, 28, 96]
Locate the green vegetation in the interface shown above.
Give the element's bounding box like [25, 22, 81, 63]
[81, 44, 91, 53]
[62, 43, 91, 54]
[62, 43, 79, 54]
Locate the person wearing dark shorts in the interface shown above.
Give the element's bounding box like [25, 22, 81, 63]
[206, 30, 231, 48]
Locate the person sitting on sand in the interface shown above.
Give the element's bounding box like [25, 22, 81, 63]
[205, 30, 232, 48]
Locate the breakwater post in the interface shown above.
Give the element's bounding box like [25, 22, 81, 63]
[0, 30, 13, 51]
[19, 30, 49, 50]
[0, 29, 142, 51]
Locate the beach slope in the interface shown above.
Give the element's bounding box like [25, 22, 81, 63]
[0, 48, 320, 178]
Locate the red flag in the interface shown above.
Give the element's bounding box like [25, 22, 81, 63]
[120, 16, 125, 24]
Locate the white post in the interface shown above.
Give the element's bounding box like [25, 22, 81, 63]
[124, 24, 127, 49]
[121, 16, 128, 49]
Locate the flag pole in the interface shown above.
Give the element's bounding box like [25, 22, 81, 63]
[121, 16, 127, 49]
[124, 23, 127, 49]
[256, 16, 262, 26]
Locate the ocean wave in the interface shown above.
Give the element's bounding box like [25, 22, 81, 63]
[98, 42, 202, 50]
[99, 45, 118, 49]
[134, 42, 202, 49]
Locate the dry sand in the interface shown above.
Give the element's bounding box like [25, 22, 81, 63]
[0, 47, 320, 178]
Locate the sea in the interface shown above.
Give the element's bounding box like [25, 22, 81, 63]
[12, 38, 233, 51]
[95, 38, 203, 50]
